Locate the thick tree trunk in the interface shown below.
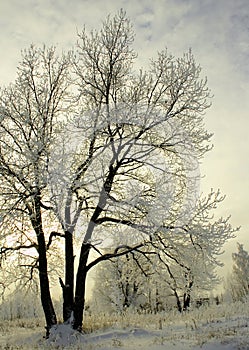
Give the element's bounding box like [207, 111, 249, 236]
[33, 194, 57, 336]
[72, 167, 117, 330]
[60, 230, 74, 323]
[37, 229, 57, 336]
[73, 243, 90, 331]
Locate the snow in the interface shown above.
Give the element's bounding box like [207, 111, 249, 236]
[0, 303, 249, 349]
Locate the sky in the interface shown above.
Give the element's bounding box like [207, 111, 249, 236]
[0, 0, 249, 278]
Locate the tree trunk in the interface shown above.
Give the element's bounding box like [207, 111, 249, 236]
[123, 278, 130, 309]
[183, 292, 191, 311]
[33, 194, 57, 336]
[73, 243, 90, 331]
[37, 229, 57, 336]
[72, 171, 116, 330]
[183, 280, 193, 311]
[60, 230, 74, 323]
[174, 290, 182, 313]
[155, 287, 161, 313]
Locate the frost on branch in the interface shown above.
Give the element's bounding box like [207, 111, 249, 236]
[0, 10, 238, 333]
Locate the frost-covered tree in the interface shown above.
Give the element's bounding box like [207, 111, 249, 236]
[92, 251, 185, 314]
[92, 191, 237, 314]
[0, 10, 237, 334]
[227, 243, 249, 301]
[149, 190, 237, 311]
[0, 287, 43, 321]
[92, 255, 143, 314]
[91, 250, 171, 314]
[0, 45, 71, 333]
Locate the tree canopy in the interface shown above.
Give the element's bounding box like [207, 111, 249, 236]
[0, 10, 237, 334]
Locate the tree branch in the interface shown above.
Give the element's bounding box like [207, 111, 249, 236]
[86, 242, 150, 272]
[47, 231, 65, 250]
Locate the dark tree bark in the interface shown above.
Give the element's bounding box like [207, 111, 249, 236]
[183, 292, 191, 311]
[73, 243, 90, 331]
[123, 278, 130, 309]
[60, 231, 74, 322]
[72, 163, 119, 330]
[38, 234, 57, 337]
[155, 287, 162, 313]
[33, 194, 57, 336]
[183, 279, 193, 311]
[174, 290, 182, 313]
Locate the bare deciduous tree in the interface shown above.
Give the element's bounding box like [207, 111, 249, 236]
[91, 190, 237, 314]
[0, 10, 237, 334]
[0, 45, 71, 334]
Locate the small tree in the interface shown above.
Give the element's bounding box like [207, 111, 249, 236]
[228, 243, 249, 301]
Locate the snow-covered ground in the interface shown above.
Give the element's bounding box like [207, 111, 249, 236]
[0, 302, 249, 349]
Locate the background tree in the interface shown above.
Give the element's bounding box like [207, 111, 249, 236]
[92, 251, 179, 314]
[0, 10, 237, 334]
[91, 254, 150, 314]
[226, 243, 249, 301]
[149, 190, 237, 311]
[91, 190, 237, 314]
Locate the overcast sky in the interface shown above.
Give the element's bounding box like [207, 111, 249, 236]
[1, 0, 249, 277]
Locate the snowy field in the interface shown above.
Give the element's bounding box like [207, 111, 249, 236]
[0, 301, 249, 349]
